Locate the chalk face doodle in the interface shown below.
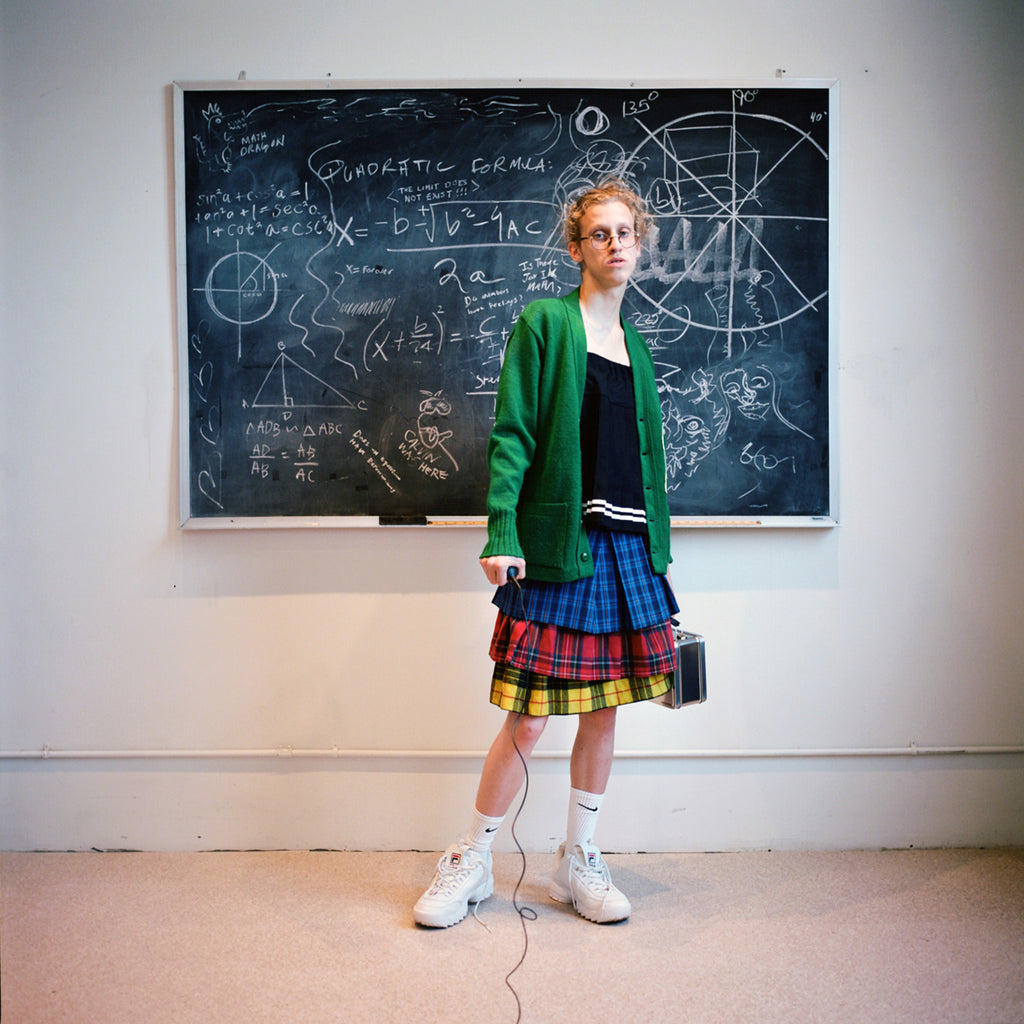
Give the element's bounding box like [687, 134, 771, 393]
[179, 84, 831, 520]
[400, 389, 460, 480]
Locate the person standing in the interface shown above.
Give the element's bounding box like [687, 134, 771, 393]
[414, 179, 676, 928]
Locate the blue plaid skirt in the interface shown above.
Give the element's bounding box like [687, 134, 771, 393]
[491, 529, 678, 633]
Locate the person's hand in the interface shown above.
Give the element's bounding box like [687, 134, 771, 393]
[479, 555, 526, 586]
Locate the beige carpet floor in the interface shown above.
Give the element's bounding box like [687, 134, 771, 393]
[2, 849, 1023, 1024]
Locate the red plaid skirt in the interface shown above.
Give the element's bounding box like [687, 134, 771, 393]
[489, 610, 675, 681]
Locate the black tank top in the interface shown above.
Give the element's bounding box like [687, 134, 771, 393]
[579, 352, 648, 534]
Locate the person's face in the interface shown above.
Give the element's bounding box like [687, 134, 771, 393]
[568, 200, 639, 286]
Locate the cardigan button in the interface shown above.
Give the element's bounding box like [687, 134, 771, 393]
[580, 552, 590, 562]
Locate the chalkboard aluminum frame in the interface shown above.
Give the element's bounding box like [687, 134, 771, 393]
[174, 78, 838, 529]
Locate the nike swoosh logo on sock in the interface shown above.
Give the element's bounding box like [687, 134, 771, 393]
[485, 827, 499, 832]
[578, 803, 599, 812]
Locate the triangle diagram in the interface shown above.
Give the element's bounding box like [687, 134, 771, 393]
[251, 352, 361, 410]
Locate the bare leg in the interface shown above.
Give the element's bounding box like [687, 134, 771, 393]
[569, 705, 618, 794]
[473, 711, 548, 817]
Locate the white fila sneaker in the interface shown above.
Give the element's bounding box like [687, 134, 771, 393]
[414, 842, 494, 928]
[549, 840, 631, 923]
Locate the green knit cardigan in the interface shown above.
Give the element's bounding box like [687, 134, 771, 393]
[480, 289, 672, 582]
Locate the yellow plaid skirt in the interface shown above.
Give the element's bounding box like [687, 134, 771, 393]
[490, 662, 671, 717]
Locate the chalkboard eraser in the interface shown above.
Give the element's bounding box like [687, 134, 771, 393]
[378, 515, 429, 526]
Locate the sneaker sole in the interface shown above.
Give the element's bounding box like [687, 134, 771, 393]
[549, 879, 572, 904]
[573, 900, 630, 924]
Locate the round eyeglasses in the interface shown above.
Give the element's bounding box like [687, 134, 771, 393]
[579, 228, 637, 249]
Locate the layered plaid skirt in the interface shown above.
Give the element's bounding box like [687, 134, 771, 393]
[489, 530, 678, 716]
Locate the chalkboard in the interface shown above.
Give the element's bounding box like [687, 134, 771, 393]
[174, 80, 835, 527]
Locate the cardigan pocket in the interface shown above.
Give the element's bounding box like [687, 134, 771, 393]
[517, 500, 571, 571]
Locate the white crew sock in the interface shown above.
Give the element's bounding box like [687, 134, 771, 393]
[566, 787, 605, 849]
[464, 807, 504, 852]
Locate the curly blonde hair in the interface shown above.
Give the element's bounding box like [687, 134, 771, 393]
[561, 178, 654, 249]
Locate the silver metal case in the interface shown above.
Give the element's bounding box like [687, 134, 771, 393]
[655, 629, 707, 709]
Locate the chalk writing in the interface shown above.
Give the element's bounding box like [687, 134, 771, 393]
[350, 429, 401, 493]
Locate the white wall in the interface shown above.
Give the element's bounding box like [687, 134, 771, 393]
[1, 0, 1022, 853]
